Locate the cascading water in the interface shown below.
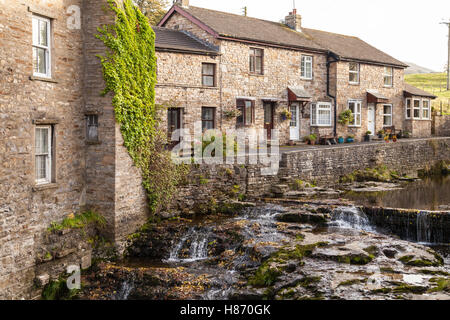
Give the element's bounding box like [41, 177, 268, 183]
[415, 211, 444, 244]
[330, 206, 375, 232]
[165, 227, 211, 263]
[113, 279, 135, 300]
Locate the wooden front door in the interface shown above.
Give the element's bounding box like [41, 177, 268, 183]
[264, 102, 274, 140]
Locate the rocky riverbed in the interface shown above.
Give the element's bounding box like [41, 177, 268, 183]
[79, 201, 450, 300]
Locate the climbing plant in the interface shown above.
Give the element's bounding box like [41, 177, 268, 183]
[97, 0, 187, 213]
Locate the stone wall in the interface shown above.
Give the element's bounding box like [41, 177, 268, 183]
[433, 113, 450, 137]
[168, 137, 450, 214]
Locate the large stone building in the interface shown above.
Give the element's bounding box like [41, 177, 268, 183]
[158, 1, 437, 143]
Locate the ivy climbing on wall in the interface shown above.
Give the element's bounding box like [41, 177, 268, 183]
[97, 0, 187, 213]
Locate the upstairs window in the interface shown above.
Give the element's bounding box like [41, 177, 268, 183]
[311, 102, 332, 126]
[249, 48, 263, 74]
[32, 15, 51, 77]
[236, 99, 254, 126]
[413, 99, 421, 119]
[383, 104, 393, 126]
[405, 98, 412, 119]
[348, 100, 362, 126]
[202, 63, 216, 87]
[383, 67, 393, 87]
[301, 55, 313, 80]
[35, 126, 53, 185]
[86, 115, 99, 142]
[349, 62, 360, 84]
[201, 107, 215, 131]
[422, 99, 430, 120]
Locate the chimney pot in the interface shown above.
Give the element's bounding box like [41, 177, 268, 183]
[285, 9, 302, 32]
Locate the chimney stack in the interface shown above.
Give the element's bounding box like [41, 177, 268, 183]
[174, 0, 189, 8]
[285, 9, 302, 32]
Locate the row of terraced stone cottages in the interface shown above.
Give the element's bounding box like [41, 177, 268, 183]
[156, 0, 437, 145]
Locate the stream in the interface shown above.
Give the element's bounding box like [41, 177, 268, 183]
[81, 176, 450, 300]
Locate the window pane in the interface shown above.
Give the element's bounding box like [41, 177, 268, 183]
[32, 18, 39, 45]
[290, 106, 297, 127]
[202, 76, 214, 87]
[202, 108, 213, 121]
[384, 105, 392, 115]
[39, 20, 48, 46]
[36, 155, 47, 180]
[349, 63, 358, 71]
[383, 116, 392, 126]
[202, 64, 214, 75]
[33, 47, 46, 74]
[36, 128, 48, 154]
[249, 56, 255, 72]
[245, 101, 252, 125]
[406, 109, 411, 118]
[349, 72, 358, 83]
[311, 104, 317, 125]
[255, 57, 262, 73]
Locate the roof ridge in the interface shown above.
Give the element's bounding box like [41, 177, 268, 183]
[303, 27, 359, 39]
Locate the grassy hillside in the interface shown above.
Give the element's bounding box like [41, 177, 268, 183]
[405, 73, 450, 114]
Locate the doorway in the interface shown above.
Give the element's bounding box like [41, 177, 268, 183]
[289, 103, 300, 141]
[368, 104, 375, 135]
[264, 102, 275, 140]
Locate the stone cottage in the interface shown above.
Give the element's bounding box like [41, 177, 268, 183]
[158, 0, 437, 143]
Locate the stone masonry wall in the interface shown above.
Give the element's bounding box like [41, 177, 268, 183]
[0, 0, 86, 299]
[168, 137, 450, 214]
[433, 114, 450, 137]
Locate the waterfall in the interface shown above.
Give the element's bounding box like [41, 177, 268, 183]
[165, 227, 211, 263]
[416, 212, 432, 243]
[113, 279, 135, 300]
[331, 206, 375, 232]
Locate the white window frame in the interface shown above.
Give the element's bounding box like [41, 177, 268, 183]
[348, 100, 362, 127]
[382, 104, 393, 127]
[383, 67, 393, 87]
[422, 99, 431, 120]
[32, 15, 51, 78]
[405, 98, 412, 119]
[413, 99, 421, 120]
[35, 126, 52, 185]
[349, 62, 360, 84]
[301, 55, 313, 80]
[311, 102, 332, 127]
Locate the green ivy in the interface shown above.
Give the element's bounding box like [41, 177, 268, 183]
[97, 0, 187, 213]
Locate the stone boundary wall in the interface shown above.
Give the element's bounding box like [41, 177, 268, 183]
[433, 114, 450, 137]
[168, 137, 450, 215]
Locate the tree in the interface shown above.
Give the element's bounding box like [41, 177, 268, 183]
[134, 0, 170, 25]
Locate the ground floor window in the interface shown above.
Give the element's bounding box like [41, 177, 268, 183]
[86, 114, 99, 142]
[383, 104, 393, 127]
[35, 126, 52, 185]
[202, 107, 215, 131]
[236, 99, 254, 126]
[405, 98, 412, 119]
[168, 108, 182, 141]
[348, 100, 362, 127]
[311, 102, 332, 126]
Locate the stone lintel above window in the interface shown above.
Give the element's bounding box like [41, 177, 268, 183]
[32, 118, 59, 125]
[28, 5, 57, 19]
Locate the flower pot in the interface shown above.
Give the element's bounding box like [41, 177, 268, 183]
[338, 137, 345, 144]
[364, 135, 371, 142]
[346, 138, 354, 143]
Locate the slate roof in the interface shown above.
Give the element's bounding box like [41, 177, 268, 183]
[302, 28, 408, 68]
[161, 5, 407, 68]
[152, 26, 218, 55]
[404, 83, 437, 99]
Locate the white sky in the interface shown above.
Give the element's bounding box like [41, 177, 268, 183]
[186, 0, 450, 71]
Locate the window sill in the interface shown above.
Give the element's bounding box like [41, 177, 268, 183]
[383, 85, 393, 89]
[349, 82, 360, 86]
[348, 125, 362, 128]
[300, 78, 313, 81]
[311, 125, 332, 128]
[30, 75, 58, 83]
[248, 73, 264, 77]
[33, 183, 58, 192]
[86, 140, 102, 145]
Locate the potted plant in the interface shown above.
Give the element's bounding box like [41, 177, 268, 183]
[364, 131, 372, 142]
[338, 136, 345, 144]
[392, 135, 398, 142]
[403, 131, 411, 139]
[338, 110, 354, 126]
[377, 130, 385, 139]
[384, 135, 390, 143]
[223, 108, 242, 120]
[280, 109, 292, 122]
[309, 134, 318, 145]
[346, 135, 355, 143]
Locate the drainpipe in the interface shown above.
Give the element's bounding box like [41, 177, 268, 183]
[326, 51, 340, 137]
